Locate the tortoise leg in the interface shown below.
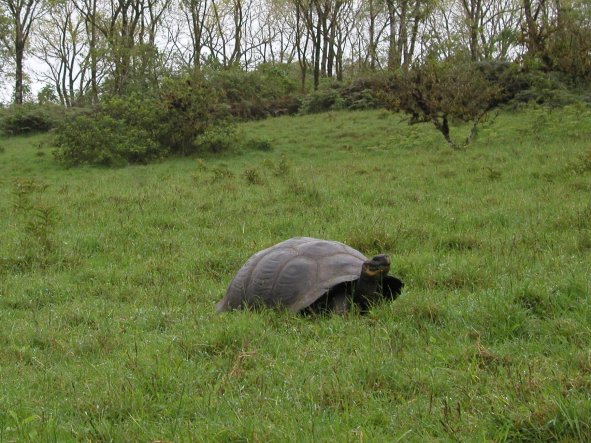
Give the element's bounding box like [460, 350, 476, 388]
[328, 291, 349, 314]
[327, 281, 357, 314]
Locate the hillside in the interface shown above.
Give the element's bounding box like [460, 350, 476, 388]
[0, 106, 590, 441]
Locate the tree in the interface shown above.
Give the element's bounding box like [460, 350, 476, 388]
[0, 6, 11, 92]
[0, 0, 45, 104]
[545, 0, 591, 79]
[386, 0, 429, 69]
[291, 0, 311, 91]
[384, 57, 502, 147]
[72, 0, 172, 96]
[178, 0, 210, 71]
[521, 0, 551, 60]
[36, 1, 91, 106]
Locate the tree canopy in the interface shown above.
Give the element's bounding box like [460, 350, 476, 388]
[0, 0, 588, 106]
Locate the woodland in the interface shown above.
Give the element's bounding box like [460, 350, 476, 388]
[0, 0, 589, 158]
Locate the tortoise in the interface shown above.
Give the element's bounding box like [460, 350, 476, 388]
[216, 237, 403, 314]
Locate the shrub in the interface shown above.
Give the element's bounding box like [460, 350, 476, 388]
[299, 77, 383, 114]
[243, 168, 264, 185]
[158, 76, 227, 153]
[474, 62, 589, 107]
[192, 125, 239, 154]
[207, 64, 299, 120]
[53, 114, 165, 167]
[243, 137, 273, 152]
[508, 70, 587, 107]
[340, 75, 386, 110]
[0, 104, 64, 135]
[383, 57, 502, 147]
[53, 76, 230, 166]
[266, 95, 302, 116]
[101, 94, 164, 135]
[299, 83, 343, 114]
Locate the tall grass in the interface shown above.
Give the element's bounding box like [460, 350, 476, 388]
[0, 105, 590, 441]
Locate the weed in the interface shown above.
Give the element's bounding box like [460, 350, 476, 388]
[195, 158, 207, 171]
[274, 153, 290, 177]
[243, 137, 273, 152]
[286, 178, 322, 204]
[485, 166, 502, 181]
[12, 178, 49, 211]
[438, 235, 481, 251]
[24, 205, 56, 253]
[10, 179, 58, 269]
[576, 231, 591, 251]
[578, 149, 591, 172]
[211, 165, 234, 182]
[243, 168, 264, 185]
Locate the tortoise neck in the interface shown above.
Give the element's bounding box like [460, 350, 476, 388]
[354, 274, 380, 299]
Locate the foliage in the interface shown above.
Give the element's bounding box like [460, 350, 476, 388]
[0, 104, 65, 135]
[10, 179, 57, 270]
[207, 64, 300, 119]
[53, 113, 165, 167]
[383, 58, 503, 147]
[299, 77, 383, 114]
[192, 124, 239, 154]
[544, 2, 591, 81]
[299, 82, 345, 114]
[52, 76, 230, 165]
[158, 75, 227, 154]
[193, 124, 273, 154]
[37, 84, 59, 105]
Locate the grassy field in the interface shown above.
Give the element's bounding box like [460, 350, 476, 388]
[0, 105, 590, 442]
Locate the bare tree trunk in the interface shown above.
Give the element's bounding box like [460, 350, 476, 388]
[368, 0, 377, 69]
[14, 34, 24, 103]
[180, 0, 209, 71]
[462, 0, 483, 61]
[313, 12, 321, 89]
[386, 0, 399, 70]
[229, 0, 243, 66]
[326, 1, 343, 79]
[523, 0, 546, 57]
[327, 19, 335, 77]
[405, 0, 421, 68]
[2, 0, 42, 104]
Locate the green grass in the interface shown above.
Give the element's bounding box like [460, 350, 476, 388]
[1, 105, 590, 441]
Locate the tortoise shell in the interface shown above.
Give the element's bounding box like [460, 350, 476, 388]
[216, 237, 401, 313]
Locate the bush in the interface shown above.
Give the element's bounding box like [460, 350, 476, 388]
[53, 114, 165, 167]
[472, 61, 590, 108]
[299, 78, 383, 114]
[299, 83, 343, 114]
[53, 76, 230, 166]
[192, 125, 272, 154]
[158, 76, 227, 153]
[207, 64, 299, 120]
[340, 75, 386, 110]
[243, 137, 273, 152]
[383, 57, 502, 147]
[508, 70, 587, 107]
[193, 125, 239, 154]
[266, 95, 302, 116]
[0, 104, 65, 135]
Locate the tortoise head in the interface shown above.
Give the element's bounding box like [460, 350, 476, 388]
[361, 254, 391, 281]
